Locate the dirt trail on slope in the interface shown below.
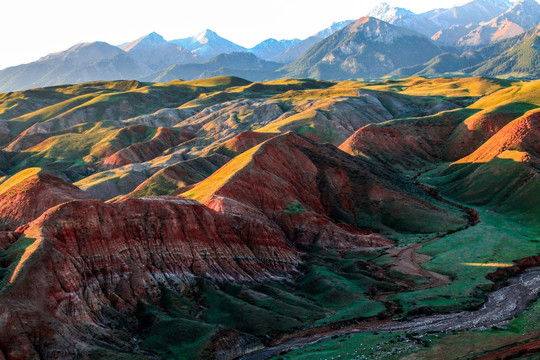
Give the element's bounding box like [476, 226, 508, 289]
[373, 236, 450, 303]
[378, 172, 480, 298]
[387, 237, 450, 289]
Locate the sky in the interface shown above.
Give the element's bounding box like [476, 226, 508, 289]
[0, 0, 469, 70]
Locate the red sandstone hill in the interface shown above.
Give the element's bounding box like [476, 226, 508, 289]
[3, 77, 538, 359]
[0, 197, 300, 358]
[122, 131, 279, 199]
[455, 109, 540, 164]
[123, 153, 230, 198]
[101, 127, 192, 169]
[184, 132, 466, 245]
[0, 231, 20, 253]
[339, 106, 540, 223]
[427, 109, 540, 222]
[339, 109, 472, 171]
[0, 133, 469, 358]
[441, 110, 529, 161]
[209, 130, 278, 157]
[0, 169, 92, 231]
[340, 102, 540, 172]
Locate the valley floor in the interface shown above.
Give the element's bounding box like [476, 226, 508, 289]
[241, 268, 540, 360]
[246, 204, 540, 360]
[244, 170, 540, 359]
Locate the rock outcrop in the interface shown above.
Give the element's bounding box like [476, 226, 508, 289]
[0, 197, 300, 359]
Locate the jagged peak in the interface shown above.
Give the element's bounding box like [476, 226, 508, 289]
[252, 38, 300, 47]
[485, 0, 514, 9]
[196, 29, 219, 40]
[339, 16, 427, 44]
[367, 2, 415, 22]
[260, 38, 279, 44]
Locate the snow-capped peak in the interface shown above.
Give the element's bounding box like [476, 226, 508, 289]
[314, 20, 355, 38]
[367, 2, 415, 23]
[196, 29, 219, 42]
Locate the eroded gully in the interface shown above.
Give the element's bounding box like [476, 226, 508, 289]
[236, 175, 539, 360]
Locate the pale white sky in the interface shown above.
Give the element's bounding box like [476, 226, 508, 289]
[0, 0, 470, 69]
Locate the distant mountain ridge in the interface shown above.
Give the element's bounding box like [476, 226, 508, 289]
[247, 38, 301, 61]
[170, 29, 247, 59]
[122, 32, 201, 70]
[281, 17, 443, 80]
[456, 0, 540, 47]
[0, 42, 152, 92]
[392, 24, 540, 78]
[422, 0, 513, 28]
[0, 0, 539, 92]
[273, 20, 355, 63]
[367, 2, 440, 36]
[142, 52, 282, 82]
[0, 22, 358, 92]
[469, 24, 540, 76]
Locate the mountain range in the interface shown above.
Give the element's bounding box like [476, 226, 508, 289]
[171, 29, 247, 59]
[393, 24, 540, 77]
[122, 32, 201, 69]
[367, 2, 440, 36]
[280, 17, 444, 80]
[0, 0, 539, 92]
[142, 52, 283, 83]
[422, 0, 512, 28]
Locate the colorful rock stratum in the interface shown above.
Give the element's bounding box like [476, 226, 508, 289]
[0, 75, 538, 360]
